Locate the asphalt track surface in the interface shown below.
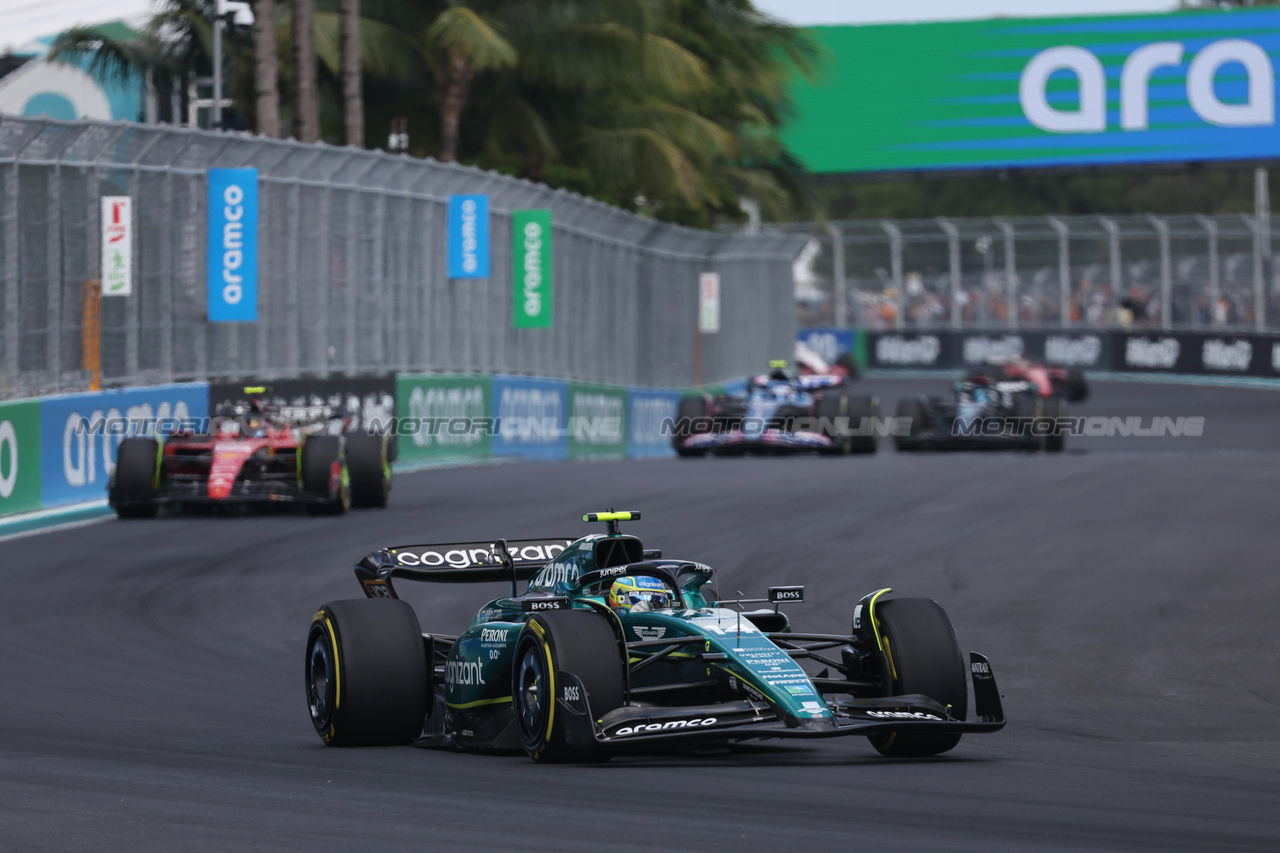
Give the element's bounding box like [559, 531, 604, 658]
[3, 378, 1279, 852]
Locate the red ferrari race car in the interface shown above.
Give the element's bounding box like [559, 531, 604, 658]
[967, 357, 1089, 402]
[107, 387, 391, 518]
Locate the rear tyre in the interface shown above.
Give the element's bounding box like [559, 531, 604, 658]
[816, 393, 878, 455]
[301, 435, 348, 515]
[867, 598, 968, 758]
[109, 437, 160, 519]
[1066, 368, 1089, 402]
[1013, 395, 1044, 452]
[305, 599, 429, 747]
[894, 398, 926, 452]
[513, 610, 626, 763]
[1045, 397, 1067, 454]
[674, 396, 709, 457]
[346, 433, 391, 509]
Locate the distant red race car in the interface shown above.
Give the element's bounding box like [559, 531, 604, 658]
[108, 387, 391, 518]
[967, 358, 1089, 402]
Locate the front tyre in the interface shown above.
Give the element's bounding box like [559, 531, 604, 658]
[513, 610, 625, 763]
[305, 599, 429, 747]
[868, 598, 968, 758]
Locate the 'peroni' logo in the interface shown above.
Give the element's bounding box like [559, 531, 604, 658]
[1021, 39, 1275, 133]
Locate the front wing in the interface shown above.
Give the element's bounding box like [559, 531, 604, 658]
[557, 652, 1004, 751]
[681, 429, 835, 453]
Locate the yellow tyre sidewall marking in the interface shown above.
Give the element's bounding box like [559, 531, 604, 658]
[542, 641, 556, 742]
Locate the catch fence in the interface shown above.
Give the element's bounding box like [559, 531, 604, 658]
[0, 114, 802, 399]
[779, 214, 1279, 333]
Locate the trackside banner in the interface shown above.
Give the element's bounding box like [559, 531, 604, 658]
[396, 374, 493, 463]
[448, 194, 490, 279]
[0, 398, 42, 517]
[783, 9, 1280, 174]
[512, 210, 552, 328]
[492, 375, 568, 459]
[207, 168, 259, 322]
[628, 388, 680, 459]
[567, 382, 628, 459]
[818, 328, 1280, 377]
[39, 383, 209, 508]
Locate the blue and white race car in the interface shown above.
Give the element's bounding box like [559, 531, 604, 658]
[673, 362, 878, 456]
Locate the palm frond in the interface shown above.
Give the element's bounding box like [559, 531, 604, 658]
[426, 7, 517, 71]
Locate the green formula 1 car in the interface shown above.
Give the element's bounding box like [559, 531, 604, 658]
[304, 511, 1004, 762]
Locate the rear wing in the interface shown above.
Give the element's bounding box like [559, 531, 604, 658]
[354, 538, 573, 598]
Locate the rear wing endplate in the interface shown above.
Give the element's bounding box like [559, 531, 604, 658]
[355, 538, 573, 598]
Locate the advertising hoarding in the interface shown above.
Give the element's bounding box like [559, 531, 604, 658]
[396, 373, 493, 463]
[39, 383, 209, 507]
[512, 210, 553, 328]
[448, 194, 490, 279]
[783, 9, 1280, 174]
[100, 196, 132, 296]
[0, 399, 42, 517]
[207, 168, 259, 322]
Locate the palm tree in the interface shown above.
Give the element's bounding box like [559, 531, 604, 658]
[253, 0, 280, 137]
[292, 0, 319, 142]
[339, 0, 362, 146]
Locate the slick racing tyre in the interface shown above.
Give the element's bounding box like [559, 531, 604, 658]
[1013, 395, 1045, 452]
[867, 598, 968, 758]
[1065, 367, 1089, 403]
[306, 599, 429, 746]
[345, 433, 391, 509]
[894, 398, 926, 452]
[1045, 397, 1067, 454]
[674, 396, 709, 457]
[300, 435, 348, 514]
[817, 393, 877, 455]
[109, 437, 160, 519]
[513, 610, 625, 763]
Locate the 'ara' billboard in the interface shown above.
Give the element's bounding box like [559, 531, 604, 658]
[783, 8, 1280, 174]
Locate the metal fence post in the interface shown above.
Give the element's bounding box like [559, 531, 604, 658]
[1098, 217, 1122, 325]
[937, 219, 961, 330]
[46, 165, 63, 392]
[1195, 215, 1219, 328]
[2, 162, 17, 393]
[1048, 217, 1070, 327]
[1148, 216, 1172, 330]
[879, 221, 903, 329]
[825, 222, 847, 328]
[1246, 212, 1266, 332]
[996, 220, 1017, 329]
[1258, 167, 1271, 331]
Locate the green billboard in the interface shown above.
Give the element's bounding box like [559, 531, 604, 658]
[0, 399, 42, 517]
[567, 382, 627, 459]
[396, 374, 492, 463]
[783, 9, 1280, 174]
[512, 210, 552, 328]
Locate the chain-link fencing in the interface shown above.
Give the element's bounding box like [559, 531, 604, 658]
[0, 114, 802, 399]
[777, 214, 1279, 333]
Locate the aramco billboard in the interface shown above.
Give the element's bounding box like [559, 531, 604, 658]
[783, 8, 1280, 174]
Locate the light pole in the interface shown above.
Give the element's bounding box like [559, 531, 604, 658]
[212, 1, 254, 130]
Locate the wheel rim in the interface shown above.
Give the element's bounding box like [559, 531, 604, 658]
[307, 628, 334, 727]
[515, 642, 546, 741]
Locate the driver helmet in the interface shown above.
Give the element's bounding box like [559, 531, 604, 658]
[767, 359, 791, 382]
[608, 576, 673, 613]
